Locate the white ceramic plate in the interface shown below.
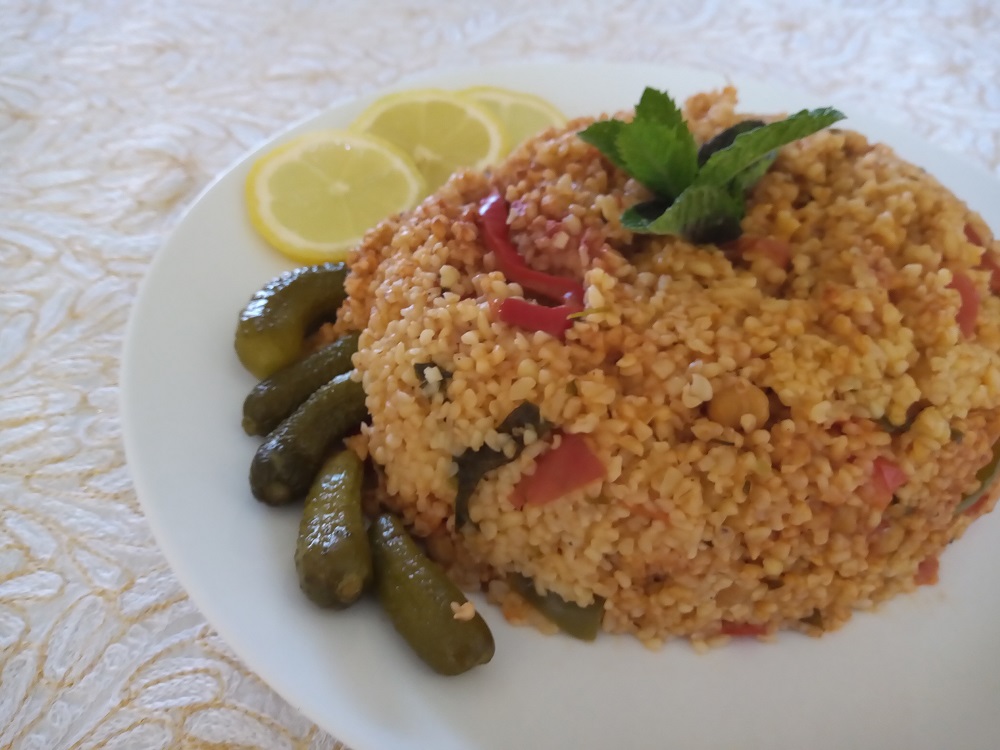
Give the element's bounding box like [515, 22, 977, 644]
[121, 62, 1000, 750]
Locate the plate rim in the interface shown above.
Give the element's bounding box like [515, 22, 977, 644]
[120, 59, 1000, 750]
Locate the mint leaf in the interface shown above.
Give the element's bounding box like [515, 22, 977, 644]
[697, 107, 845, 186]
[729, 151, 777, 194]
[619, 198, 670, 230]
[616, 118, 698, 200]
[578, 119, 628, 170]
[697, 119, 765, 166]
[634, 87, 684, 128]
[622, 184, 745, 243]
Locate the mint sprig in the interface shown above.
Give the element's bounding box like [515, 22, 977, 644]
[696, 107, 845, 187]
[616, 118, 698, 201]
[577, 119, 626, 170]
[579, 89, 845, 244]
[622, 184, 744, 243]
[634, 86, 684, 125]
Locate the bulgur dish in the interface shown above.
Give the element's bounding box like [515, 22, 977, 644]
[328, 86, 1000, 649]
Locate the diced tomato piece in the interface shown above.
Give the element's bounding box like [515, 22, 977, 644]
[915, 556, 939, 586]
[965, 223, 984, 247]
[732, 236, 792, 270]
[949, 271, 980, 338]
[720, 621, 767, 637]
[873, 457, 907, 495]
[865, 456, 907, 510]
[510, 433, 606, 509]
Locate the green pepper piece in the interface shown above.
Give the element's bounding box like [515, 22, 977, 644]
[508, 573, 604, 641]
[453, 403, 547, 528]
[956, 440, 1000, 515]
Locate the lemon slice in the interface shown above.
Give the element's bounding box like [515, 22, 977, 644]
[351, 88, 506, 192]
[461, 86, 566, 151]
[245, 129, 425, 264]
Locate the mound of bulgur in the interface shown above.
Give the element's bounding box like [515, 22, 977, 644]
[336, 87, 1000, 648]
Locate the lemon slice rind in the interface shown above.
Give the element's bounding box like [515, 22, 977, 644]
[245, 129, 425, 264]
[350, 88, 507, 191]
[460, 85, 567, 150]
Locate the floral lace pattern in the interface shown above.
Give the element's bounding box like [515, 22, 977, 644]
[2, 1, 998, 748]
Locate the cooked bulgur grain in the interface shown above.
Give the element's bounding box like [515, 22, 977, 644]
[451, 601, 477, 621]
[335, 87, 1000, 646]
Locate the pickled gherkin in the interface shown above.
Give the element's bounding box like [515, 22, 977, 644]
[235, 262, 348, 379]
[243, 331, 360, 436]
[250, 371, 367, 506]
[295, 450, 371, 608]
[369, 514, 494, 676]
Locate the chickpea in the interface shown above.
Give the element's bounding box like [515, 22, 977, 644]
[707, 377, 771, 430]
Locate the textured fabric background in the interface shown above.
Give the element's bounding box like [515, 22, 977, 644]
[2, 1, 999, 748]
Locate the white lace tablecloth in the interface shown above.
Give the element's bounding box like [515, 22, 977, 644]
[3, 1, 999, 748]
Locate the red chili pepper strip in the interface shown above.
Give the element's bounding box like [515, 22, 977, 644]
[477, 192, 585, 306]
[965, 223, 984, 247]
[979, 253, 1000, 294]
[948, 271, 980, 338]
[494, 297, 580, 340]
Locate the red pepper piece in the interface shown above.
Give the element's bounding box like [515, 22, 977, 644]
[965, 223, 983, 247]
[510, 433, 607, 509]
[948, 271, 979, 338]
[979, 253, 1000, 294]
[720, 621, 767, 637]
[494, 297, 580, 340]
[477, 191, 585, 306]
[915, 556, 939, 586]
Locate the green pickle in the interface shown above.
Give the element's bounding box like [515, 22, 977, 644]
[235, 262, 348, 379]
[295, 450, 371, 608]
[243, 331, 360, 436]
[249, 370, 367, 506]
[370, 514, 495, 676]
